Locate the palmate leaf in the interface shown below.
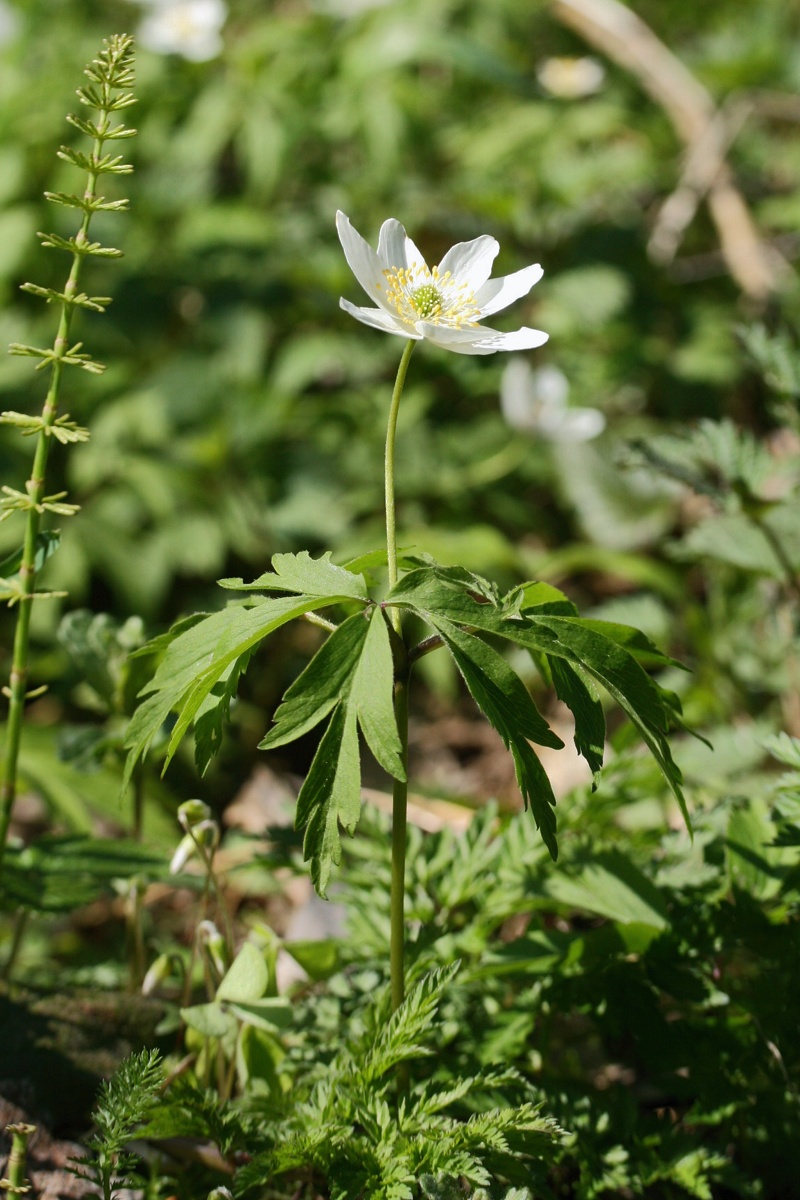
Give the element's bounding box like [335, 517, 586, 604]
[296, 701, 361, 896]
[351, 604, 405, 779]
[387, 566, 688, 838]
[547, 656, 605, 779]
[520, 615, 688, 827]
[193, 645, 255, 776]
[260, 613, 371, 751]
[509, 579, 578, 616]
[220, 549, 368, 600]
[269, 607, 404, 895]
[426, 615, 562, 857]
[123, 557, 370, 788]
[123, 597, 314, 787]
[262, 607, 403, 778]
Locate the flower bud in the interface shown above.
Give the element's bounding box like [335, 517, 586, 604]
[170, 832, 196, 875]
[142, 952, 172, 997]
[198, 920, 227, 977]
[178, 799, 212, 832]
[170, 819, 220, 874]
[193, 818, 221, 852]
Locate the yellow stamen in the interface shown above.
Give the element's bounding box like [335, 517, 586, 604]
[381, 263, 481, 329]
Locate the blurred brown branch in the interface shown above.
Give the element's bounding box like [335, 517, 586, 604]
[552, 0, 792, 300]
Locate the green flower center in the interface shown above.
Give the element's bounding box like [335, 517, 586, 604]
[411, 283, 443, 318]
[379, 265, 480, 329]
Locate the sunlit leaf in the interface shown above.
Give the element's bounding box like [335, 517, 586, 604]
[219, 550, 368, 601]
[423, 615, 562, 857]
[216, 941, 269, 1003]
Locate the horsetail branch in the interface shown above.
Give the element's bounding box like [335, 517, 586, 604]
[0, 34, 136, 878]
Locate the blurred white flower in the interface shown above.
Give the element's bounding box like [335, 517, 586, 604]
[500, 359, 605, 442]
[337, 211, 548, 356]
[141, 952, 172, 996]
[136, 0, 227, 62]
[0, 1, 20, 46]
[536, 56, 605, 99]
[198, 919, 227, 976]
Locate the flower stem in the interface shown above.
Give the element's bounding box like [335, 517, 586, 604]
[384, 339, 415, 1016]
[385, 339, 416, 600]
[390, 672, 410, 1015]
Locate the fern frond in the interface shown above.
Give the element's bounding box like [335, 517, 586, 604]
[71, 1049, 162, 1200]
[357, 962, 460, 1086]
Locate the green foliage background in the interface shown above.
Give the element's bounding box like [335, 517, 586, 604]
[1, 2, 799, 1196]
[0, 0, 796, 619]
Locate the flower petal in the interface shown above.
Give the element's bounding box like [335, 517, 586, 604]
[478, 326, 550, 353]
[415, 322, 496, 355]
[418, 321, 549, 356]
[377, 218, 410, 270]
[542, 408, 606, 442]
[336, 211, 388, 304]
[474, 263, 544, 318]
[403, 234, 429, 277]
[340, 297, 420, 338]
[436, 235, 499, 290]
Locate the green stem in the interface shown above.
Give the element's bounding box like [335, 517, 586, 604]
[385, 339, 416, 600]
[4, 1123, 35, 1196]
[390, 674, 410, 1016]
[196, 837, 235, 961]
[384, 339, 415, 1017]
[126, 878, 146, 992]
[0, 151, 101, 880]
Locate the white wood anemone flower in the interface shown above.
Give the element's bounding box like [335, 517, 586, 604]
[500, 359, 606, 442]
[336, 211, 549, 356]
[135, 0, 227, 62]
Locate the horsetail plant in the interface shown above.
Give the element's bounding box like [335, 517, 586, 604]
[0, 35, 136, 880]
[1, 1123, 35, 1197]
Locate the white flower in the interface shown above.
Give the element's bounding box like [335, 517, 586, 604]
[500, 359, 605, 442]
[136, 0, 227, 62]
[0, 0, 20, 47]
[336, 212, 548, 356]
[536, 56, 605, 99]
